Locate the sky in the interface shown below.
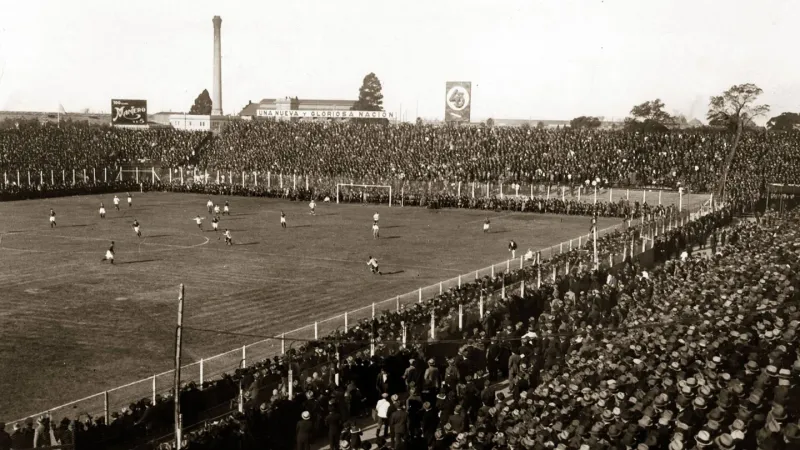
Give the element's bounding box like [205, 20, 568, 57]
[0, 0, 797, 124]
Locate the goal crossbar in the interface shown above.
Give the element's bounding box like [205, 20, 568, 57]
[336, 183, 393, 207]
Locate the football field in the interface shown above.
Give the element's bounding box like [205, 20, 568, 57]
[0, 192, 619, 421]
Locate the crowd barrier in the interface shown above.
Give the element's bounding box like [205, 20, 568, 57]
[3, 189, 714, 436]
[1, 166, 710, 212]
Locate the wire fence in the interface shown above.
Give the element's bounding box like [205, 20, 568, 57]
[2, 169, 714, 432]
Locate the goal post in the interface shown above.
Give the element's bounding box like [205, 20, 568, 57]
[335, 183, 393, 207]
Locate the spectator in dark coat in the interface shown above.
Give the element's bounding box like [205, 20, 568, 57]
[296, 411, 314, 450]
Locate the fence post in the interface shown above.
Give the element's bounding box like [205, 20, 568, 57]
[267, 171, 271, 188]
[372, 302, 376, 319]
[3, 172, 6, 186]
[520, 280, 525, 297]
[578, 186, 581, 202]
[658, 190, 662, 205]
[506, 259, 510, 271]
[344, 312, 348, 332]
[609, 187, 613, 202]
[547, 185, 551, 199]
[27, 170, 31, 186]
[579, 236, 582, 247]
[152, 375, 157, 405]
[594, 185, 597, 204]
[566, 259, 570, 274]
[314, 322, 318, 340]
[491, 265, 495, 277]
[458, 274, 462, 288]
[305, 175, 309, 190]
[254, 171, 258, 187]
[200, 359, 204, 388]
[486, 181, 490, 198]
[104, 391, 109, 424]
[471, 182, 475, 199]
[281, 333, 286, 354]
[643, 189, 646, 204]
[458, 304, 463, 330]
[93, 167, 96, 183]
[560, 242, 563, 253]
[50, 170, 54, 185]
[439, 282, 443, 295]
[475, 270, 479, 280]
[479, 295, 484, 319]
[396, 296, 400, 312]
[293, 174, 297, 190]
[242, 171, 246, 187]
[642, 236, 647, 253]
[418, 288, 422, 303]
[288, 370, 293, 400]
[230, 171, 233, 185]
[72, 169, 75, 185]
[242, 345, 246, 368]
[280, 173, 283, 188]
[552, 266, 557, 282]
[402, 323, 407, 349]
[537, 266, 542, 288]
[609, 253, 613, 267]
[134, 167, 138, 184]
[626, 189, 630, 200]
[561, 186, 565, 201]
[457, 181, 461, 198]
[430, 311, 436, 340]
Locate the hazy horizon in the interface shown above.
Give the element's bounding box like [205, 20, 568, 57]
[0, 0, 797, 124]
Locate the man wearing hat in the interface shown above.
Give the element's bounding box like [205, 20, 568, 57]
[375, 393, 392, 438]
[389, 402, 409, 449]
[326, 401, 344, 450]
[421, 401, 439, 448]
[296, 411, 314, 450]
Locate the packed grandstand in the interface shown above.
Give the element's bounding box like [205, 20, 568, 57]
[0, 123, 799, 450]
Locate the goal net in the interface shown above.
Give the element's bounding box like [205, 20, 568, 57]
[335, 183, 393, 207]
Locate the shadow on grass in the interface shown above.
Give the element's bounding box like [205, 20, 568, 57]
[381, 270, 405, 275]
[116, 259, 159, 265]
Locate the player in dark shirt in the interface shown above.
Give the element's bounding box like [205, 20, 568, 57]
[132, 219, 141, 238]
[102, 241, 115, 264]
[508, 240, 518, 259]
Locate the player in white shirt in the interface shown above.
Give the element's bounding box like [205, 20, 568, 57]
[113, 195, 120, 211]
[373, 212, 380, 223]
[99, 203, 106, 218]
[214, 204, 221, 215]
[309, 200, 316, 215]
[49, 209, 57, 227]
[132, 219, 141, 238]
[194, 215, 204, 231]
[127, 192, 133, 207]
[367, 256, 381, 275]
[483, 218, 490, 233]
[372, 222, 380, 239]
[223, 201, 230, 216]
[280, 211, 287, 229]
[223, 229, 232, 246]
[524, 248, 535, 262]
[206, 198, 214, 214]
[101, 241, 115, 264]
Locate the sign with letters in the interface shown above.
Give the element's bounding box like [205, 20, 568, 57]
[111, 99, 148, 126]
[256, 109, 395, 119]
[445, 81, 472, 123]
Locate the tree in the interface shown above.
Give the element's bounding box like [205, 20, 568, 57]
[189, 89, 213, 115]
[351, 72, 387, 125]
[630, 99, 672, 124]
[569, 116, 601, 129]
[485, 118, 495, 128]
[707, 83, 770, 200]
[536, 121, 546, 129]
[766, 112, 800, 131]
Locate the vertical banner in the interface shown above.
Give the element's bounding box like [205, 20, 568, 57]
[444, 81, 472, 123]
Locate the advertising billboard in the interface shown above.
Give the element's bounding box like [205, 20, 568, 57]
[255, 109, 395, 119]
[111, 99, 148, 126]
[444, 82, 472, 123]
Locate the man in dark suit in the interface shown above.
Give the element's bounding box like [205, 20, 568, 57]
[390, 402, 409, 449]
[326, 401, 344, 450]
[421, 401, 439, 448]
[296, 411, 314, 450]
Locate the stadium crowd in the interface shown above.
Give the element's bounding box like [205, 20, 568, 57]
[2, 123, 800, 204]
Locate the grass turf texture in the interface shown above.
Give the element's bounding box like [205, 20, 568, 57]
[0, 192, 623, 422]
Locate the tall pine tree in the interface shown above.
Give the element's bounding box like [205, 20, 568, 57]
[189, 89, 213, 115]
[352, 73, 388, 125]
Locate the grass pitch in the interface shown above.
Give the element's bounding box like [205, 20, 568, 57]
[0, 192, 618, 422]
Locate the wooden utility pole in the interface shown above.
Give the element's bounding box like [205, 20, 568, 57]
[174, 284, 185, 449]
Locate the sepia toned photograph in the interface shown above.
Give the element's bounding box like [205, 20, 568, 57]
[0, 1, 798, 449]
